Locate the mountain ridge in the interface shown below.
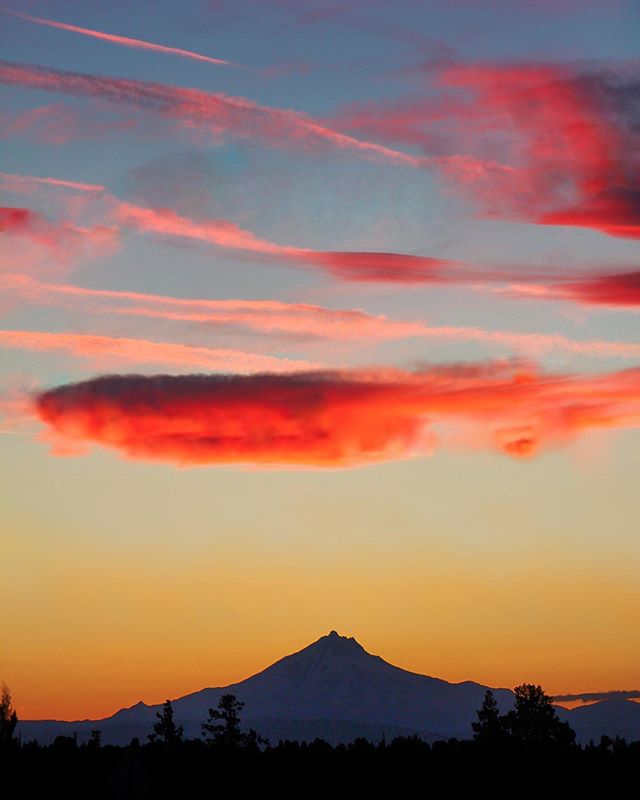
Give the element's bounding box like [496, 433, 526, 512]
[16, 631, 640, 745]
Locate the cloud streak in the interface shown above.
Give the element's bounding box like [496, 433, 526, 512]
[4, 273, 640, 359]
[3, 7, 243, 69]
[0, 329, 317, 373]
[113, 200, 462, 282]
[3, 185, 635, 304]
[0, 171, 105, 193]
[0, 273, 425, 341]
[502, 271, 640, 309]
[35, 363, 640, 467]
[0, 59, 422, 165]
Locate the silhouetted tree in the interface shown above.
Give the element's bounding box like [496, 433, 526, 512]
[89, 729, 102, 748]
[201, 693, 268, 748]
[0, 683, 18, 743]
[202, 693, 245, 747]
[504, 684, 575, 746]
[472, 690, 505, 744]
[149, 700, 183, 745]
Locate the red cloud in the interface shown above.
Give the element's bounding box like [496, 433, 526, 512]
[443, 63, 639, 239]
[539, 191, 640, 240]
[560, 271, 640, 307]
[0, 206, 119, 275]
[113, 200, 462, 282]
[4, 189, 635, 299]
[35, 364, 640, 467]
[334, 61, 640, 238]
[507, 271, 640, 308]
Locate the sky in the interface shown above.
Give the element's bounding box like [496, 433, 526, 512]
[1, 0, 639, 720]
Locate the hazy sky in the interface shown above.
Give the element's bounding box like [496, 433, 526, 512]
[1, 0, 639, 720]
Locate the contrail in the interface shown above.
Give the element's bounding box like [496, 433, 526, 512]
[0, 171, 105, 193]
[0, 60, 423, 166]
[2, 6, 244, 69]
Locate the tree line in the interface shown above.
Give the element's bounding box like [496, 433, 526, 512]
[1, 681, 638, 798]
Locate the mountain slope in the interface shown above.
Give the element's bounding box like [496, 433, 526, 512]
[171, 630, 514, 733]
[16, 631, 640, 745]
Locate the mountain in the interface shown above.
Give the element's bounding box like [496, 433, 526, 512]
[16, 631, 640, 745]
[556, 699, 640, 744]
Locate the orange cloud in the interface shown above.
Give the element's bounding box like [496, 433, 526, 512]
[0, 329, 318, 373]
[35, 364, 640, 467]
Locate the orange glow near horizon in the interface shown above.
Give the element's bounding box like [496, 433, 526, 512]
[2, 2, 639, 734]
[4, 505, 640, 720]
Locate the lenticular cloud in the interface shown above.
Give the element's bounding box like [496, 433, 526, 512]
[35, 365, 640, 468]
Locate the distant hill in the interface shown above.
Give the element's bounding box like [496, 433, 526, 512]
[17, 631, 640, 745]
[556, 698, 640, 743]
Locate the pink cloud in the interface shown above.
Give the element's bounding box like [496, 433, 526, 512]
[0, 328, 318, 373]
[0, 273, 426, 341]
[0, 171, 105, 193]
[3, 273, 638, 359]
[5, 8, 243, 69]
[112, 200, 463, 282]
[0, 59, 421, 165]
[0, 102, 138, 145]
[0, 206, 119, 275]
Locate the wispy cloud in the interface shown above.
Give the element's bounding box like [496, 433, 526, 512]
[0, 59, 422, 165]
[0, 102, 139, 145]
[0, 273, 425, 341]
[34, 363, 640, 467]
[112, 200, 470, 282]
[4, 273, 640, 359]
[2, 7, 243, 69]
[0, 329, 317, 373]
[334, 61, 640, 238]
[4, 179, 636, 310]
[0, 171, 105, 193]
[501, 271, 640, 309]
[0, 206, 119, 275]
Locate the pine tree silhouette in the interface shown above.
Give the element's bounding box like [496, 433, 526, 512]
[504, 684, 575, 746]
[149, 700, 183, 745]
[0, 684, 18, 744]
[472, 690, 505, 744]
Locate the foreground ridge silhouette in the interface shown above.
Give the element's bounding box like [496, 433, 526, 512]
[3, 684, 639, 799]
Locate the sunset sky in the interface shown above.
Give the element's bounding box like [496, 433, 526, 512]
[1, 0, 639, 721]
